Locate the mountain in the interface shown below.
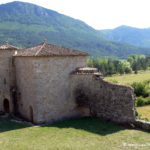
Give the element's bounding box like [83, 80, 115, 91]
[0, 1, 150, 58]
[101, 25, 150, 48]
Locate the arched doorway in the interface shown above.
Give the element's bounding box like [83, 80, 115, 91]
[3, 99, 10, 113]
[29, 106, 33, 122]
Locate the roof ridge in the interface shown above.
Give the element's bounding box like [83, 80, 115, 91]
[35, 42, 46, 56]
[14, 42, 89, 57]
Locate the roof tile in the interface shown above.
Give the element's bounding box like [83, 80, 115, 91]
[0, 42, 18, 50]
[14, 41, 89, 57]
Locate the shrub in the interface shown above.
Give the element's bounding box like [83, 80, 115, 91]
[136, 96, 150, 106]
[145, 96, 150, 105]
[124, 67, 132, 74]
[136, 96, 145, 106]
[131, 81, 149, 97]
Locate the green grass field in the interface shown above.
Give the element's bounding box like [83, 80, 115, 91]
[136, 105, 150, 121]
[0, 117, 150, 150]
[105, 70, 150, 85]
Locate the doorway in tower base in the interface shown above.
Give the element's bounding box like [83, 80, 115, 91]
[3, 98, 10, 113]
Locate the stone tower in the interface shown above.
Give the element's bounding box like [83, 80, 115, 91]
[14, 41, 88, 123]
[0, 42, 18, 113]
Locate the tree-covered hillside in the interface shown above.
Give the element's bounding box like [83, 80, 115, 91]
[0, 1, 150, 58]
[101, 25, 150, 48]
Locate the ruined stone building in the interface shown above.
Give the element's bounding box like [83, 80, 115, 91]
[0, 41, 136, 124]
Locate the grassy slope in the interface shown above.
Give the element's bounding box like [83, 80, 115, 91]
[0, 117, 150, 150]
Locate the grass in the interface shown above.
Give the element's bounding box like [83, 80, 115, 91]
[105, 70, 150, 85]
[0, 117, 150, 150]
[136, 105, 150, 121]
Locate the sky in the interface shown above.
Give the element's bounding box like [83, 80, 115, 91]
[0, 0, 150, 30]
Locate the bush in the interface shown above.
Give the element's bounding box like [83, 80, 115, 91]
[136, 96, 145, 106]
[124, 67, 132, 74]
[136, 96, 150, 106]
[145, 96, 150, 105]
[131, 81, 149, 97]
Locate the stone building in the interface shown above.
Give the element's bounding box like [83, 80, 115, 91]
[0, 42, 18, 114]
[0, 41, 136, 124]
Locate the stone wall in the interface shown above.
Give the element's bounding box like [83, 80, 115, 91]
[0, 50, 17, 113]
[14, 56, 87, 123]
[14, 55, 135, 124]
[71, 72, 136, 123]
[134, 119, 150, 131]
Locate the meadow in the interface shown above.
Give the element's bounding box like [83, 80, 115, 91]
[136, 105, 150, 121]
[105, 70, 150, 85]
[0, 117, 150, 150]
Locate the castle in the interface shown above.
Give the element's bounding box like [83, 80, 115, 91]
[0, 41, 136, 124]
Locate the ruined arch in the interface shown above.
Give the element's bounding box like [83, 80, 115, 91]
[29, 106, 34, 122]
[3, 99, 10, 113]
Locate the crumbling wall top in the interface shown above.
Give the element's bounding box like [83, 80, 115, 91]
[72, 67, 103, 78]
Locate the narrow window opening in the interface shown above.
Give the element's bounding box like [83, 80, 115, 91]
[29, 106, 33, 122]
[3, 99, 10, 113]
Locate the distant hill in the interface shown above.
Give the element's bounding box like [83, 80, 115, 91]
[101, 25, 150, 48]
[0, 1, 150, 58]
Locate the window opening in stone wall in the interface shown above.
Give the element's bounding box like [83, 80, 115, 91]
[3, 99, 10, 113]
[29, 106, 34, 122]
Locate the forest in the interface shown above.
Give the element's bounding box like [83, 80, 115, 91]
[87, 54, 150, 76]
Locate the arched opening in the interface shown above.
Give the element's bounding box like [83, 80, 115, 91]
[29, 106, 33, 122]
[3, 99, 10, 113]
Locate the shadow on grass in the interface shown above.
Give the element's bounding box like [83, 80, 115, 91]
[0, 116, 128, 136]
[46, 117, 126, 136]
[0, 116, 29, 133]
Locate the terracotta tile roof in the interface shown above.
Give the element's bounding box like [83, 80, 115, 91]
[14, 41, 89, 57]
[0, 42, 18, 50]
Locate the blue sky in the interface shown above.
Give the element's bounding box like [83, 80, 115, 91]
[1, 0, 150, 30]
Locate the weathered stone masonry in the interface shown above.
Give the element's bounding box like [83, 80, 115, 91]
[71, 69, 136, 123]
[0, 43, 18, 113]
[14, 56, 87, 123]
